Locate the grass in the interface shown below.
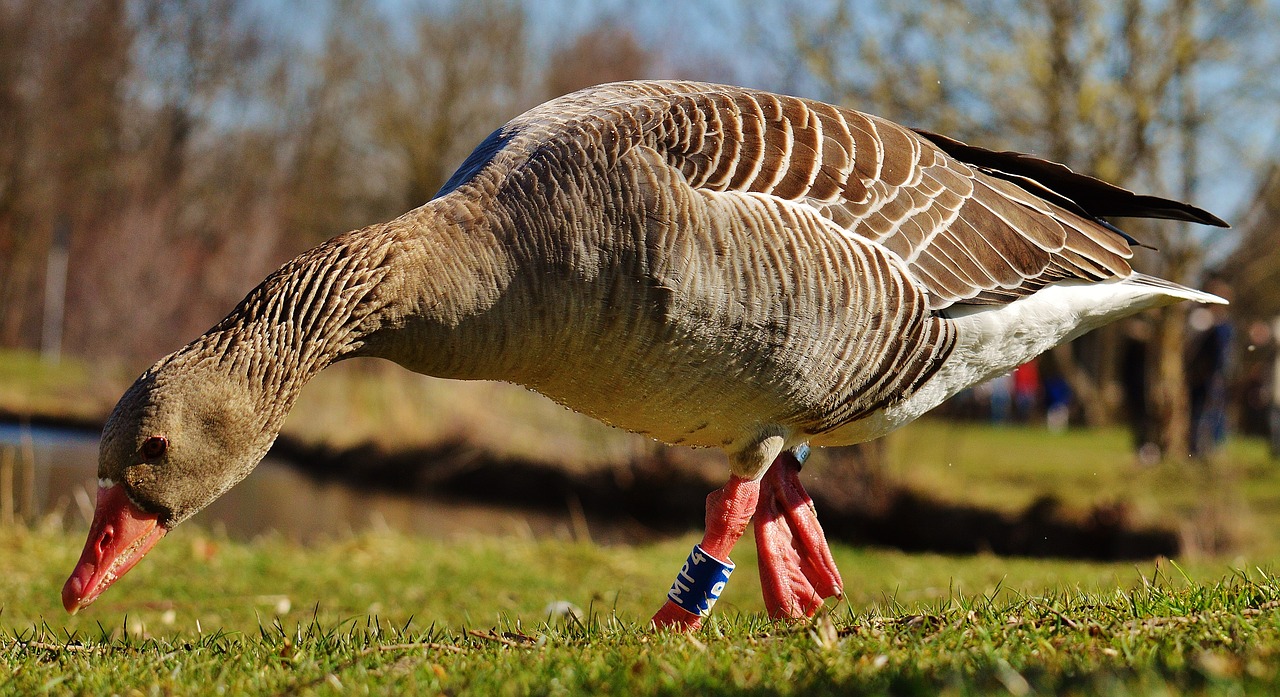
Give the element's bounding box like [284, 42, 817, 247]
[9, 585, 1280, 696]
[0, 347, 654, 467]
[0, 349, 126, 423]
[283, 359, 656, 469]
[885, 419, 1275, 516]
[4, 525, 1280, 695]
[875, 419, 1280, 558]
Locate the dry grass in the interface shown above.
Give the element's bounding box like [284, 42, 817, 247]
[284, 359, 660, 470]
[0, 349, 127, 423]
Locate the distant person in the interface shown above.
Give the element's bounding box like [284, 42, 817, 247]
[1013, 360, 1041, 423]
[1271, 317, 1280, 459]
[1120, 319, 1160, 465]
[1186, 281, 1234, 458]
[1044, 374, 1071, 433]
[989, 372, 1013, 424]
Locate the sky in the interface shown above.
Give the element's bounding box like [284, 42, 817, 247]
[244, 0, 1279, 239]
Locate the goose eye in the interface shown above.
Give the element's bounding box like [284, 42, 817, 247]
[140, 436, 168, 459]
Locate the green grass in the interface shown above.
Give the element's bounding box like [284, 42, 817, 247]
[0, 349, 127, 423]
[282, 359, 655, 468]
[4, 525, 1280, 695]
[875, 416, 1280, 557]
[886, 420, 1275, 514]
[875, 420, 1280, 558]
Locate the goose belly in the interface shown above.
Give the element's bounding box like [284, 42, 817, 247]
[510, 276, 953, 452]
[525, 357, 777, 450]
[518, 328, 823, 451]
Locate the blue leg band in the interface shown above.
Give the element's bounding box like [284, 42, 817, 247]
[793, 443, 811, 465]
[666, 544, 735, 616]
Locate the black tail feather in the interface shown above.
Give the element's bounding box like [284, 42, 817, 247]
[913, 128, 1229, 228]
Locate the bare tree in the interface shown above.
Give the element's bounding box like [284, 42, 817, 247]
[0, 0, 293, 360]
[0, 0, 546, 363]
[773, 0, 1279, 456]
[67, 0, 285, 359]
[0, 1, 131, 350]
[545, 22, 655, 98]
[1230, 163, 1280, 322]
[370, 0, 532, 212]
[0, 1, 41, 346]
[270, 0, 393, 250]
[271, 0, 534, 248]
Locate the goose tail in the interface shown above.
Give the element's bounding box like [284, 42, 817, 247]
[1127, 273, 1227, 305]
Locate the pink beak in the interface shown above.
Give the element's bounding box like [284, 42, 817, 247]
[62, 484, 166, 614]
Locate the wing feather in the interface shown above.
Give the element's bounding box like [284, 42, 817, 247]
[627, 87, 1171, 308]
[454, 81, 1225, 311]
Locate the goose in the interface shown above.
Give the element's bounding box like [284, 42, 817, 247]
[62, 80, 1227, 630]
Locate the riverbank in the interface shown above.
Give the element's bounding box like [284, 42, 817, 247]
[0, 348, 652, 466]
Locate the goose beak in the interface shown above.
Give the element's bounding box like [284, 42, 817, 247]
[62, 484, 166, 614]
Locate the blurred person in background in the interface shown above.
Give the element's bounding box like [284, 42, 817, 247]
[1012, 360, 1041, 423]
[1121, 318, 1160, 465]
[1186, 279, 1234, 459]
[1271, 317, 1280, 459]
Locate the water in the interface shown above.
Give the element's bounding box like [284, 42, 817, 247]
[0, 423, 591, 542]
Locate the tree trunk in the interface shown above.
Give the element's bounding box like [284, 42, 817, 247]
[1153, 304, 1191, 460]
[1048, 341, 1113, 427]
[1097, 324, 1124, 417]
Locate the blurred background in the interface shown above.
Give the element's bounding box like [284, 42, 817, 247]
[4, 0, 1280, 559]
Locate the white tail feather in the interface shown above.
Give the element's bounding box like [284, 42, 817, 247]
[1127, 273, 1227, 305]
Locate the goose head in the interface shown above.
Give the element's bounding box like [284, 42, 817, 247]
[62, 357, 274, 613]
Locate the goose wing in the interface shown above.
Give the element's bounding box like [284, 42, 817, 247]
[501, 81, 1223, 311]
[435, 80, 1223, 310]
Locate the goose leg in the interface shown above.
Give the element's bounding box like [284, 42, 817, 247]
[755, 449, 843, 619]
[651, 474, 760, 631]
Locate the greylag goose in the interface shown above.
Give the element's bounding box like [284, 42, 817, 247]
[63, 81, 1227, 631]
